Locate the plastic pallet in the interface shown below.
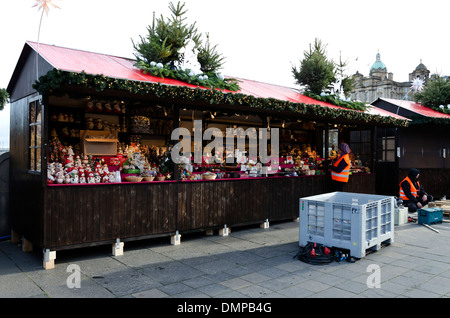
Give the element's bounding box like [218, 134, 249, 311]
[299, 192, 395, 259]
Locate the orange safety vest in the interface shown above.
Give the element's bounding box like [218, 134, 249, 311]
[331, 154, 350, 183]
[399, 177, 420, 201]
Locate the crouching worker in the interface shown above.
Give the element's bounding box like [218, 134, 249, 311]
[399, 168, 433, 212]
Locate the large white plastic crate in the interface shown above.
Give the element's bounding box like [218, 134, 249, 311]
[299, 192, 395, 259]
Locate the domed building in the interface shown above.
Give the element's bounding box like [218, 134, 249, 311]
[370, 52, 388, 77]
[409, 59, 430, 82]
[350, 52, 430, 103]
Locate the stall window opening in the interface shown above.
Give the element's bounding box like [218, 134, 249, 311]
[380, 136, 395, 162]
[29, 99, 42, 172]
[349, 130, 372, 168]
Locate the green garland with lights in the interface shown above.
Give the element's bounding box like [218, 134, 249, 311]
[407, 116, 450, 126]
[135, 61, 240, 91]
[33, 69, 409, 127]
[303, 91, 367, 111]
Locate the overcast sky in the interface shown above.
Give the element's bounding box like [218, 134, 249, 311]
[1, 0, 449, 148]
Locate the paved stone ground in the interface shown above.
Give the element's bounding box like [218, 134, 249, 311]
[1, 218, 450, 299]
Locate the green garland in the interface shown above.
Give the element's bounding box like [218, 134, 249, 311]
[408, 116, 450, 126]
[423, 106, 450, 115]
[33, 69, 409, 127]
[135, 61, 240, 91]
[303, 91, 367, 111]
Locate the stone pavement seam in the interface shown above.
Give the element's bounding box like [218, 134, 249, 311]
[1, 220, 450, 298]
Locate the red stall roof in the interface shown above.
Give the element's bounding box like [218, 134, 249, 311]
[377, 98, 450, 118]
[366, 105, 409, 120]
[26, 41, 403, 118]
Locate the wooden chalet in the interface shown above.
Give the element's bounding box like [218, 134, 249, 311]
[372, 97, 450, 198]
[6, 41, 407, 268]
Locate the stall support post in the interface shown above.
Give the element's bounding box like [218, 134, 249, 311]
[219, 224, 230, 236]
[171, 230, 181, 245]
[22, 237, 33, 252]
[43, 249, 56, 270]
[260, 218, 270, 229]
[173, 104, 180, 182]
[112, 238, 124, 256]
[11, 230, 20, 243]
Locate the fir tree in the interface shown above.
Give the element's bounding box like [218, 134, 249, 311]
[414, 75, 450, 112]
[132, 1, 201, 67]
[197, 33, 225, 74]
[292, 38, 336, 95]
[131, 1, 239, 91]
[0, 88, 9, 110]
[335, 53, 354, 98]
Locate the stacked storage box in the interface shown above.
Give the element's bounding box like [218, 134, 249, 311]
[299, 192, 395, 259]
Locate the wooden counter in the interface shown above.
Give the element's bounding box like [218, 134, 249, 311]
[36, 173, 376, 250]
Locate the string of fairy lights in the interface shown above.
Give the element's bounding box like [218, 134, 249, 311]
[33, 69, 410, 127]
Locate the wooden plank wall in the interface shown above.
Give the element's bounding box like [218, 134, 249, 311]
[43, 183, 177, 250]
[268, 176, 327, 221]
[9, 96, 44, 246]
[346, 173, 376, 194]
[41, 174, 377, 250]
[177, 179, 269, 232]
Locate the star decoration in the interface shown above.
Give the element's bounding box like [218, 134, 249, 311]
[411, 77, 425, 92]
[33, 0, 60, 16]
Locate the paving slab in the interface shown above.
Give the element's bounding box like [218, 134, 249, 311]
[1, 219, 450, 301]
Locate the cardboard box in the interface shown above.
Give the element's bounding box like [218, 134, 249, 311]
[81, 130, 118, 156]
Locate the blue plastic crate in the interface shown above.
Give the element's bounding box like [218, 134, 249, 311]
[418, 207, 443, 225]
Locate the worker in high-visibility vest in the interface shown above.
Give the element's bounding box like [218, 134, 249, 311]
[399, 168, 433, 212]
[330, 142, 351, 192]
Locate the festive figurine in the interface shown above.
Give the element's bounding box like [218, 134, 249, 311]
[108, 171, 116, 183]
[113, 103, 121, 114]
[104, 103, 112, 112]
[71, 174, 79, 184]
[47, 171, 55, 184]
[64, 174, 71, 184]
[67, 145, 75, 156]
[86, 101, 94, 112]
[87, 172, 95, 184]
[56, 171, 64, 184]
[48, 162, 56, 175]
[61, 127, 69, 138]
[75, 155, 82, 167]
[78, 166, 85, 177]
[95, 163, 103, 175]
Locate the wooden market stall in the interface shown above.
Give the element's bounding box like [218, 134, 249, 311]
[372, 97, 450, 198]
[6, 42, 407, 268]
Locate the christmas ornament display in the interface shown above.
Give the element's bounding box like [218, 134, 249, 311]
[129, 116, 151, 134]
